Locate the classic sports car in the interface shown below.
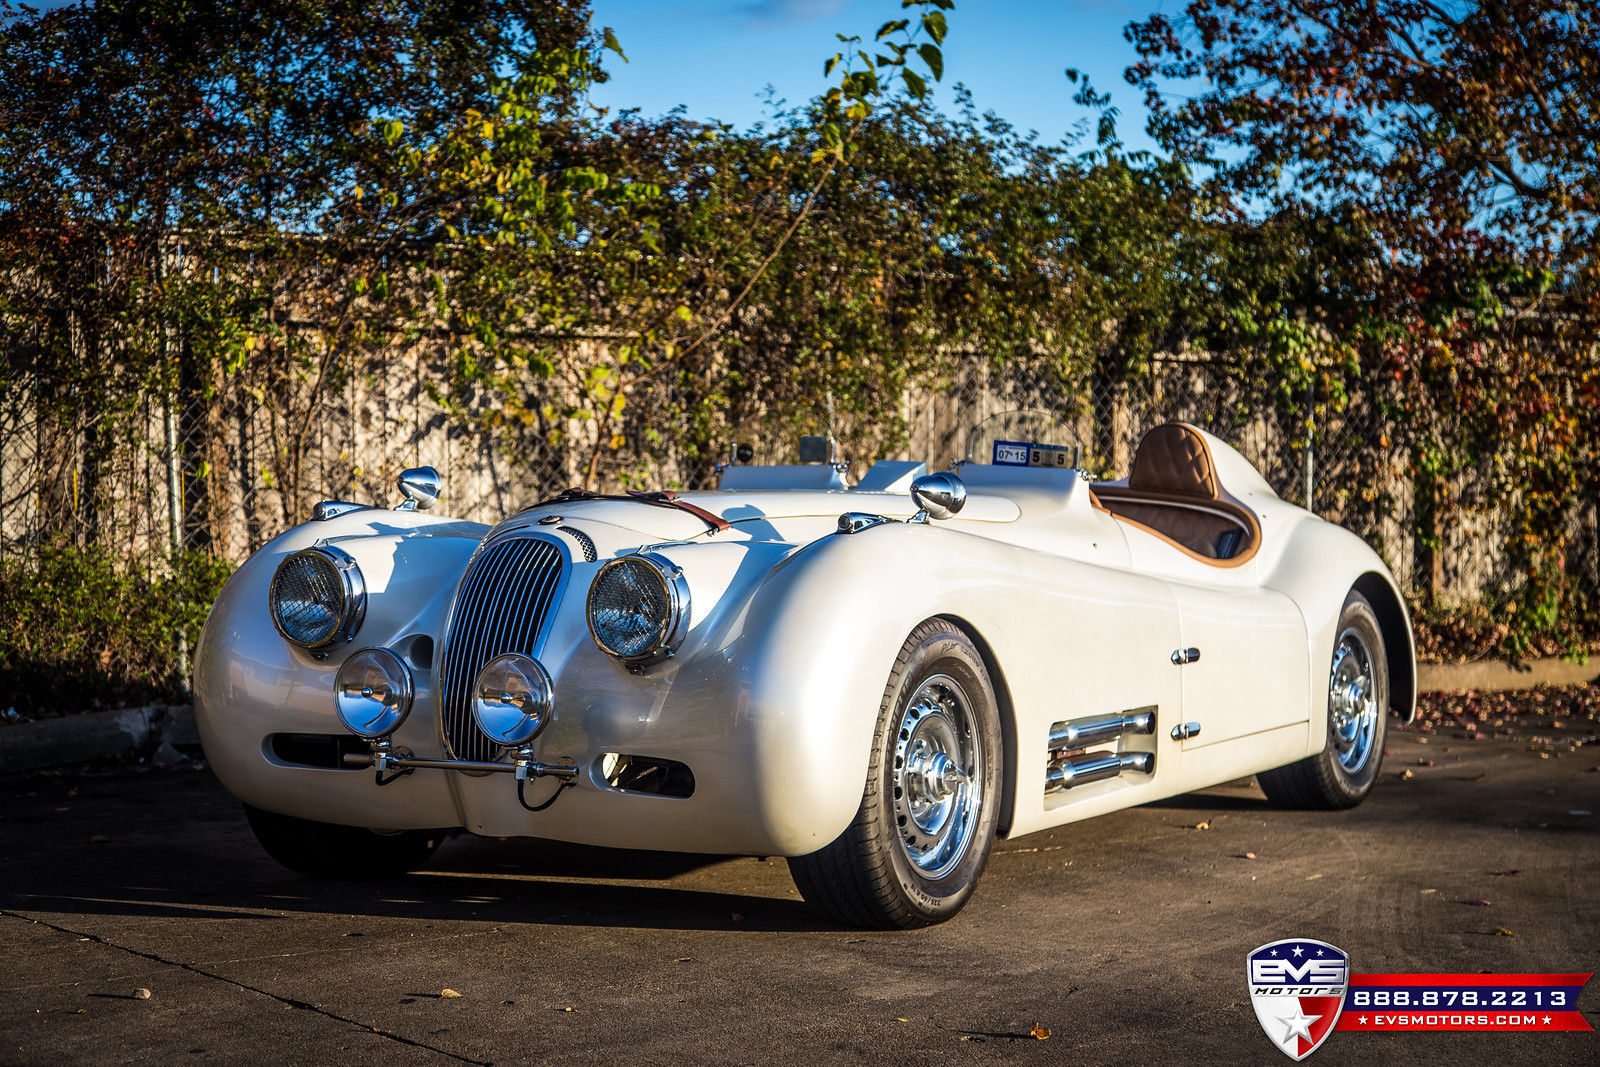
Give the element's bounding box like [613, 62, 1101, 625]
[195, 422, 1415, 928]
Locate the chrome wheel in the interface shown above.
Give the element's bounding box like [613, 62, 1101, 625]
[788, 619, 1002, 927]
[1328, 627, 1378, 773]
[892, 674, 984, 880]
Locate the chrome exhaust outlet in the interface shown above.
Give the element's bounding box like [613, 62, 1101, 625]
[1049, 707, 1156, 751]
[1045, 751, 1154, 793]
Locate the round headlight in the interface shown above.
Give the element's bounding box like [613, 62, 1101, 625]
[472, 653, 554, 747]
[586, 554, 689, 663]
[334, 647, 413, 739]
[270, 545, 365, 649]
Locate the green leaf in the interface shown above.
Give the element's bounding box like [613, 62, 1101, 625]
[922, 10, 947, 45]
[824, 52, 842, 76]
[875, 18, 909, 41]
[601, 27, 627, 62]
[918, 43, 943, 82]
[902, 69, 928, 100]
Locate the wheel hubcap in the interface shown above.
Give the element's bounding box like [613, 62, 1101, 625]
[1328, 628, 1377, 773]
[893, 674, 983, 879]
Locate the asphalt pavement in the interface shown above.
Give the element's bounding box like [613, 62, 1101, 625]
[2, 724, 1596, 1065]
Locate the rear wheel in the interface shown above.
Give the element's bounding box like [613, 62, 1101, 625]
[244, 804, 444, 879]
[788, 619, 1002, 928]
[1258, 591, 1388, 809]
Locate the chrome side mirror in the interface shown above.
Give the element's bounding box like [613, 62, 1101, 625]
[909, 472, 967, 522]
[397, 466, 442, 511]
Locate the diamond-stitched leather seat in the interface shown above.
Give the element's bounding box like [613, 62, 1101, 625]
[1093, 424, 1259, 566]
[1129, 424, 1219, 500]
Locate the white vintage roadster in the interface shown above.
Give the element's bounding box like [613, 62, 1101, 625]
[195, 423, 1415, 928]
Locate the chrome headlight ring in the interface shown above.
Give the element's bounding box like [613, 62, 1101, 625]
[269, 544, 367, 650]
[585, 552, 690, 667]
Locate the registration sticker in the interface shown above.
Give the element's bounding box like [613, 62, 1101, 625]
[992, 440, 1031, 466]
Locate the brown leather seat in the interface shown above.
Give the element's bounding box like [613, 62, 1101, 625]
[1128, 423, 1220, 499]
[1093, 424, 1259, 566]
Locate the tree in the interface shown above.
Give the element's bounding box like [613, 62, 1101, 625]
[1127, 0, 1600, 652]
[0, 0, 600, 542]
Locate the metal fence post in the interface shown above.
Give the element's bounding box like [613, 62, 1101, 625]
[1304, 377, 1315, 511]
[158, 236, 191, 695]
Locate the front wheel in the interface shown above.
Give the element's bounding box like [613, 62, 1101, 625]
[244, 804, 445, 879]
[788, 619, 1003, 928]
[1258, 591, 1388, 809]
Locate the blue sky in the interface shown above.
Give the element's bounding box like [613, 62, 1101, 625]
[587, 0, 1166, 155]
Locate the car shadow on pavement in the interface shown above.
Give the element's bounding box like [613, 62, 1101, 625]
[0, 795, 834, 933]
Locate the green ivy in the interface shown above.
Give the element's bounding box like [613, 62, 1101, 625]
[0, 543, 233, 717]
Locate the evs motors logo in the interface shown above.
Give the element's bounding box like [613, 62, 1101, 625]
[1248, 939, 1348, 1060]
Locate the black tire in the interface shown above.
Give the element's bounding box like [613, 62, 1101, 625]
[1258, 591, 1388, 810]
[788, 619, 1003, 928]
[244, 804, 444, 879]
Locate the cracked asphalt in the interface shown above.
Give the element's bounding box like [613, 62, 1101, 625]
[2, 722, 1597, 1065]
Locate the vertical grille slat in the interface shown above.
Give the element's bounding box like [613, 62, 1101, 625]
[440, 536, 566, 762]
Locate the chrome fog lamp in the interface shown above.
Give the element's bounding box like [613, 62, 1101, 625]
[586, 554, 690, 665]
[270, 545, 366, 649]
[473, 653, 555, 747]
[334, 648, 413, 738]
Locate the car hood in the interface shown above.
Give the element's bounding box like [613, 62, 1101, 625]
[496, 489, 1021, 550]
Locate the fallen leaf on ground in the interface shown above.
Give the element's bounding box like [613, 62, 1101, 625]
[730, 912, 745, 923]
[1193, 821, 1210, 830]
[439, 989, 463, 999]
[1463, 899, 1492, 907]
[1420, 888, 1437, 894]
[1399, 769, 1414, 780]
[89, 834, 108, 844]
[1417, 759, 1436, 767]
[1030, 1024, 1052, 1040]
[1239, 852, 1257, 860]
[1490, 870, 1521, 877]
[133, 988, 151, 1000]
[560, 1007, 576, 1012]
[1493, 928, 1515, 937]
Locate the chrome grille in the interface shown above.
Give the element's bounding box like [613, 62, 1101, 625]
[439, 535, 566, 762]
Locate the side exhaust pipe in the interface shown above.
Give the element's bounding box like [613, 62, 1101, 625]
[1044, 706, 1158, 793]
[1045, 751, 1154, 792]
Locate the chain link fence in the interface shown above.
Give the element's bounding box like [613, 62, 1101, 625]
[2, 343, 1596, 620]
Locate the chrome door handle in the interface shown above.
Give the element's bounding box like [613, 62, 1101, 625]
[1171, 722, 1202, 741]
[1170, 647, 1201, 665]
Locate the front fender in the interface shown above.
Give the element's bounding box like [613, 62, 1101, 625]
[724, 521, 1020, 854]
[193, 509, 488, 828]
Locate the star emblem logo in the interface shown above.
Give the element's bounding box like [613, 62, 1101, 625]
[1247, 939, 1349, 1061]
